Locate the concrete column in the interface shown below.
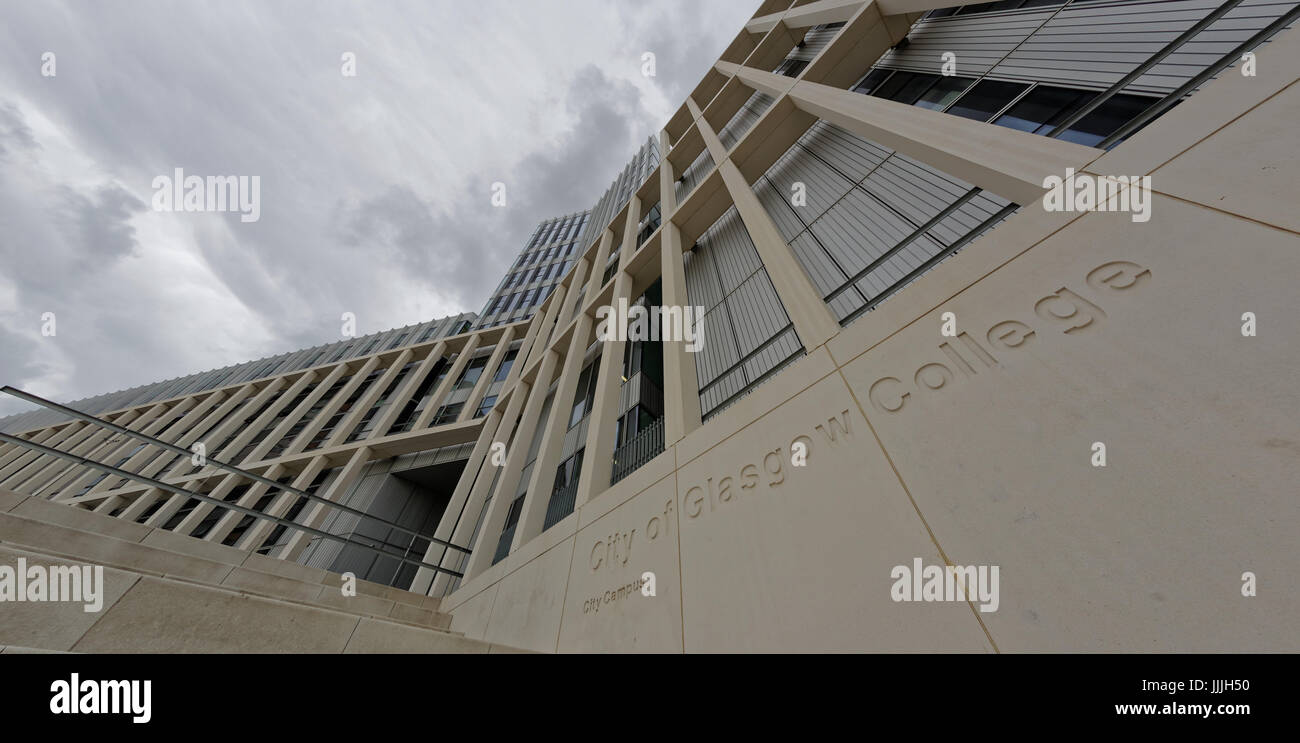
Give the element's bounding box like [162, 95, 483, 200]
[689, 96, 841, 348]
[513, 311, 595, 548]
[236, 456, 327, 553]
[246, 364, 348, 463]
[147, 461, 279, 532]
[278, 446, 372, 561]
[574, 201, 641, 506]
[461, 377, 534, 579]
[373, 344, 448, 434]
[51, 403, 175, 498]
[459, 325, 517, 423]
[415, 336, 479, 429]
[746, 0, 869, 33]
[0, 428, 68, 484]
[202, 463, 287, 544]
[478, 348, 560, 557]
[503, 317, 543, 391]
[115, 487, 165, 523]
[9, 423, 91, 492]
[171, 471, 246, 535]
[553, 257, 591, 343]
[160, 375, 308, 530]
[519, 284, 566, 377]
[194, 377, 302, 468]
[40, 411, 142, 499]
[411, 404, 506, 595]
[284, 356, 380, 455]
[127, 384, 277, 524]
[729, 64, 1103, 206]
[586, 229, 615, 306]
[659, 220, 705, 445]
[0, 428, 60, 470]
[721, 157, 842, 348]
[326, 349, 414, 447]
[85, 394, 221, 497]
[658, 129, 704, 445]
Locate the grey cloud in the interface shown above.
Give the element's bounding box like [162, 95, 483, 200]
[0, 0, 754, 412]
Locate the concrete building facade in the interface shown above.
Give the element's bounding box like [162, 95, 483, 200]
[1, 0, 1298, 653]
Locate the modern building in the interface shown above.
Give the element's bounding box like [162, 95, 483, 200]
[472, 211, 590, 330]
[1, 0, 1298, 653]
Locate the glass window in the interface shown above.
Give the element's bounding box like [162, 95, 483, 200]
[873, 72, 940, 105]
[1054, 93, 1156, 148]
[914, 76, 975, 111]
[492, 349, 518, 383]
[957, 1, 1021, 13]
[944, 79, 1029, 121]
[993, 85, 1095, 135]
[852, 68, 894, 95]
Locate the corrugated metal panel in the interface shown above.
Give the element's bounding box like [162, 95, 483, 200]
[994, 0, 1233, 93]
[685, 207, 802, 419]
[695, 302, 743, 387]
[743, 327, 802, 385]
[726, 272, 791, 360]
[675, 148, 714, 204]
[683, 245, 724, 310]
[717, 91, 776, 150]
[1134, 0, 1300, 93]
[874, 5, 1061, 77]
[760, 114, 1022, 329]
[859, 153, 974, 226]
[754, 176, 807, 242]
[789, 23, 843, 62]
[758, 144, 857, 230]
[795, 121, 892, 184]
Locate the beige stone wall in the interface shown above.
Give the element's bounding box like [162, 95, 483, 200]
[441, 28, 1300, 651]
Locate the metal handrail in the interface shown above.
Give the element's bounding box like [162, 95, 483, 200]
[0, 431, 464, 578]
[0, 385, 471, 555]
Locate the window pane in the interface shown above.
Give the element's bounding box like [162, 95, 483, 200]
[870, 71, 916, 101]
[1057, 93, 1157, 148]
[914, 76, 975, 111]
[880, 72, 940, 105]
[944, 80, 1029, 121]
[852, 68, 894, 95]
[994, 85, 1094, 135]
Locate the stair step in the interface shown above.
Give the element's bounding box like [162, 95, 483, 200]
[0, 493, 454, 632]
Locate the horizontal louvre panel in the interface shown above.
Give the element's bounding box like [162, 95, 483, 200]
[717, 91, 775, 150]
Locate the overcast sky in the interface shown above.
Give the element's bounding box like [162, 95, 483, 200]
[0, 0, 756, 417]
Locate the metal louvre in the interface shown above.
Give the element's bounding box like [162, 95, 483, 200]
[754, 120, 1017, 325]
[878, 1, 1297, 96]
[994, 0, 1238, 93]
[675, 147, 714, 204]
[875, 5, 1062, 78]
[717, 91, 776, 151]
[788, 23, 843, 63]
[683, 208, 803, 420]
[755, 146, 857, 238]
